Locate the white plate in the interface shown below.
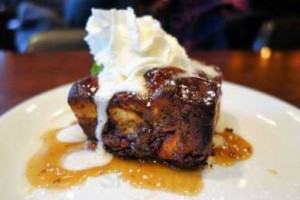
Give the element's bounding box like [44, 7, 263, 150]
[0, 82, 300, 200]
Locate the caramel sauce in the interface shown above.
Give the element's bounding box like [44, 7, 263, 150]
[26, 129, 202, 195]
[26, 127, 253, 195]
[268, 169, 278, 175]
[212, 129, 253, 166]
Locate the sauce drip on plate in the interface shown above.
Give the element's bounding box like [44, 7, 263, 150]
[213, 128, 253, 166]
[26, 126, 252, 195]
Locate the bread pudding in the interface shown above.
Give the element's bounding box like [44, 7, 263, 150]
[68, 8, 222, 169]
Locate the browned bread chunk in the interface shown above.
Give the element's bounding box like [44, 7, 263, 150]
[68, 76, 99, 141]
[68, 67, 221, 168]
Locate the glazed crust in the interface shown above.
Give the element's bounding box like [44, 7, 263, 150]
[68, 76, 99, 141]
[68, 67, 222, 168]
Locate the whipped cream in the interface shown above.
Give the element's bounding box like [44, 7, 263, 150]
[60, 8, 219, 170]
[85, 7, 192, 80]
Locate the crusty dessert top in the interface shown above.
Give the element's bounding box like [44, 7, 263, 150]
[68, 66, 222, 168]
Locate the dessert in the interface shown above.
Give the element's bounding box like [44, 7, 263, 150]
[25, 8, 254, 196]
[68, 8, 222, 169]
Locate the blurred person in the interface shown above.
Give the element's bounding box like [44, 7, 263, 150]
[150, 0, 248, 51]
[15, 0, 66, 52]
[225, 0, 300, 50]
[14, 0, 250, 52]
[15, 0, 139, 52]
[63, 0, 139, 27]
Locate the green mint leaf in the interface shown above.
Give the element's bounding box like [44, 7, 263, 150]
[90, 63, 104, 76]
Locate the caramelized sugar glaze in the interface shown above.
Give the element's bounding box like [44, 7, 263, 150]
[26, 127, 252, 195]
[69, 67, 223, 169]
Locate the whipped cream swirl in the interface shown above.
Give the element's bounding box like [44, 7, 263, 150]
[85, 7, 192, 80]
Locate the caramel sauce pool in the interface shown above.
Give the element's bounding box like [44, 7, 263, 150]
[213, 129, 253, 166]
[26, 127, 252, 195]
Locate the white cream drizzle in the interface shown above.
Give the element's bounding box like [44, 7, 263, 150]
[56, 124, 86, 143]
[57, 124, 113, 171]
[63, 149, 112, 171]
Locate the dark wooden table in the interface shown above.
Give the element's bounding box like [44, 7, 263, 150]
[1, 50, 300, 115]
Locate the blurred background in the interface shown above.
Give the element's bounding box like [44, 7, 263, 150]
[0, 0, 300, 53]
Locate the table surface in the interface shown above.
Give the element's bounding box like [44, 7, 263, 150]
[0, 50, 300, 115]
